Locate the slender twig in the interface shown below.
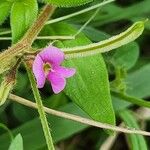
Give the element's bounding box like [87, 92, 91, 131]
[0, 30, 11, 36]
[37, 36, 74, 40]
[25, 64, 55, 150]
[46, 0, 115, 25]
[74, 0, 104, 37]
[111, 91, 150, 108]
[100, 133, 118, 150]
[9, 94, 150, 136]
[100, 123, 123, 150]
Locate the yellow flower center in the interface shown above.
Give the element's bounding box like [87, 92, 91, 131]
[43, 63, 51, 75]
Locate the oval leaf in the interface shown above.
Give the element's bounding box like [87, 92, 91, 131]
[0, 1, 12, 25]
[43, 23, 115, 126]
[112, 42, 139, 70]
[10, 0, 38, 43]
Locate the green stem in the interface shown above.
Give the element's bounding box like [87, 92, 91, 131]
[26, 65, 55, 150]
[46, 0, 115, 25]
[0, 123, 14, 141]
[73, 7, 101, 37]
[0, 35, 74, 41]
[111, 91, 150, 108]
[0, 30, 11, 36]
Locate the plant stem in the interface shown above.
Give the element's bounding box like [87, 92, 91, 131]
[74, 0, 106, 37]
[111, 90, 150, 108]
[22, 5, 56, 45]
[9, 93, 150, 136]
[0, 35, 74, 41]
[0, 123, 14, 141]
[46, 0, 115, 25]
[0, 30, 11, 35]
[25, 64, 55, 150]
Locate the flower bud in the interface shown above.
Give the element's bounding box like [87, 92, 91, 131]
[0, 79, 14, 106]
[0, 67, 17, 106]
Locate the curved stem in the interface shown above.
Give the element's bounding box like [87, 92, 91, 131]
[0, 123, 14, 141]
[26, 65, 55, 150]
[9, 93, 150, 136]
[111, 91, 150, 108]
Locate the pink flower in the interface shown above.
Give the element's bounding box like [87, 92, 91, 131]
[32, 46, 76, 94]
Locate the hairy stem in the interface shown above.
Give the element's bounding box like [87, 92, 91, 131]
[0, 4, 56, 74]
[22, 5, 56, 45]
[9, 94, 150, 136]
[25, 64, 55, 150]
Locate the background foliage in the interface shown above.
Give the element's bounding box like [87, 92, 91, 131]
[0, 0, 150, 149]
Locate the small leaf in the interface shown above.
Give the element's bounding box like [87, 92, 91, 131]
[0, 1, 12, 25]
[120, 110, 147, 150]
[44, 0, 93, 7]
[8, 134, 23, 150]
[112, 42, 139, 70]
[126, 64, 150, 98]
[10, 0, 38, 43]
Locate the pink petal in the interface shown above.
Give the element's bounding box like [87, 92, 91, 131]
[47, 72, 66, 94]
[39, 46, 64, 66]
[32, 55, 46, 88]
[54, 66, 76, 78]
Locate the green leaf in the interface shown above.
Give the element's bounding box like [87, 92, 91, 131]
[8, 134, 23, 150]
[10, 0, 38, 43]
[126, 64, 150, 98]
[44, 0, 93, 7]
[112, 42, 139, 70]
[64, 55, 115, 126]
[120, 110, 147, 150]
[48, 23, 115, 126]
[0, 1, 12, 25]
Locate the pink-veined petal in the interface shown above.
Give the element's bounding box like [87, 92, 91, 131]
[32, 55, 46, 88]
[54, 66, 76, 78]
[39, 46, 64, 66]
[47, 72, 66, 94]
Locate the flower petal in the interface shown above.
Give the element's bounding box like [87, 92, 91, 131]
[39, 46, 64, 66]
[32, 55, 46, 88]
[47, 72, 66, 94]
[54, 66, 76, 78]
